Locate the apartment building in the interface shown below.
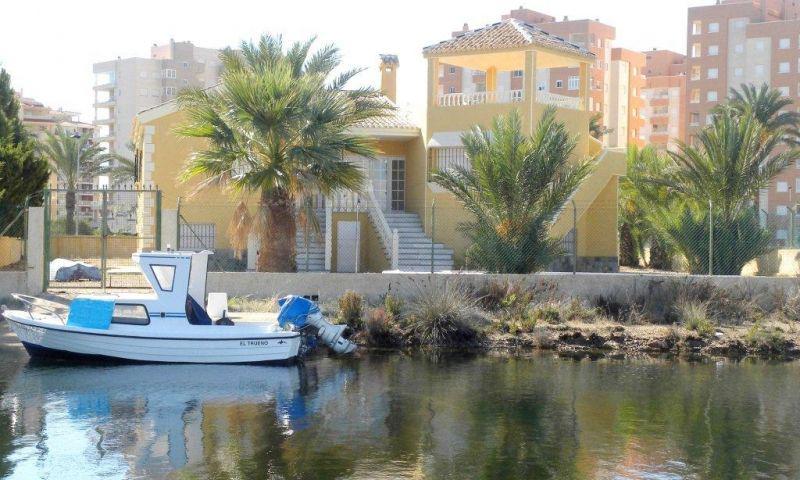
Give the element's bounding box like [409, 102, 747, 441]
[608, 48, 646, 148]
[93, 40, 224, 158]
[441, 8, 645, 148]
[687, 0, 800, 244]
[16, 91, 94, 140]
[641, 50, 687, 150]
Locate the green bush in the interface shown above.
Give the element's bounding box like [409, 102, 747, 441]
[676, 301, 715, 337]
[744, 322, 787, 352]
[337, 291, 364, 331]
[405, 282, 488, 346]
[383, 294, 403, 321]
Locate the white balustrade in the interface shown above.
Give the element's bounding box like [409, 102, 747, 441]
[535, 91, 582, 110]
[438, 90, 524, 107]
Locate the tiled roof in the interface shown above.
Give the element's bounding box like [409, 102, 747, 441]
[354, 95, 417, 130]
[423, 18, 594, 59]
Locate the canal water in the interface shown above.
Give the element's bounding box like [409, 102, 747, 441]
[0, 342, 798, 479]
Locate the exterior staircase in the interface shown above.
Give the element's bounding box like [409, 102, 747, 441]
[384, 212, 455, 272]
[296, 209, 326, 272]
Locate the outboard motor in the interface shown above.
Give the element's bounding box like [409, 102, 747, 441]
[277, 296, 356, 354]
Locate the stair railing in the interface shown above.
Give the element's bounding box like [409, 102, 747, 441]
[363, 187, 399, 269]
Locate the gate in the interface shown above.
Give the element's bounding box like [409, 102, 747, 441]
[44, 186, 161, 290]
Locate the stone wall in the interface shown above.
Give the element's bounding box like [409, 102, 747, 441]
[0, 271, 28, 302]
[207, 271, 800, 303]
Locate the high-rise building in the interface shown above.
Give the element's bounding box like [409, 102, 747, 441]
[441, 8, 645, 148]
[686, 0, 800, 244]
[92, 40, 224, 158]
[641, 49, 687, 150]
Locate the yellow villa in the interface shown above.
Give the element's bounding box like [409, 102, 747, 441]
[133, 19, 625, 273]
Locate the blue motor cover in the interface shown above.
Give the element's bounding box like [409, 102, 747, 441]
[277, 296, 319, 328]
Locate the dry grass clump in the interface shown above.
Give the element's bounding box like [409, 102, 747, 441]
[337, 291, 364, 330]
[744, 321, 788, 353]
[228, 296, 278, 313]
[363, 307, 403, 347]
[405, 282, 489, 346]
[675, 301, 715, 337]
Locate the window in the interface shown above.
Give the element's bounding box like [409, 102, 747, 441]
[692, 43, 702, 58]
[164, 68, 176, 79]
[708, 68, 719, 79]
[755, 64, 765, 76]
[182, 79, 189, 86]
[708, 22, 720, 33]
[567, 76, 580, 90]
[555, 80, 564, 88]
[734, 67, 744, 77]
[707, 91, 718, 102]
[690, 112, 700, 126]
[112, 304, 150, 326]
[448, 86, 456, 94]
[691, 89, 700, 103]
[448, 66, 456, 74]
[733, 18, 746, 29]
[692, 20, 702, 35]
[691, 65, 701, 80]
[780, 38, 791, 49]
[165, 86, 177, 96]
[708, 45, 719, 56]
[182, 61, 190, 68]
[796, 178, 800, 191]
[778, 181, 790, 193]
[734, 43, 744, 54]
[151, 265, 175, 291]
[777, 205, 789, 216]
[511, 70, 523, 78]
[706, 114, 714, 125]
[780, 62, 791, 74]
[779, 86, 790, 97]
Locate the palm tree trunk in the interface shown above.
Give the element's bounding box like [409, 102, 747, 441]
[648, 235, 672, 271]
[65, 189, 76, 235]
[256, 188, 297, 272]
[619, 222, 638, 267]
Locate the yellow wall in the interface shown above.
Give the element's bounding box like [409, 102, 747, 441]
[0, 237, 23, 268]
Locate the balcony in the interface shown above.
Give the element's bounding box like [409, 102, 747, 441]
[536, 92, 582, 110]
[438, 90, 523, 107]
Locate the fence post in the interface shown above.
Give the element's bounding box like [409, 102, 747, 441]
[176, 197, 182, 250]
[101, 190, 108, 292]
[430, 199, 436, 274]
[392, 229, 399, 271]
[708, 199, 714, 276]
[155, 190, 162, 251]
[572, 199, 577, 275]
[42, 189, 51, 291]
[26, 206, 45, 294]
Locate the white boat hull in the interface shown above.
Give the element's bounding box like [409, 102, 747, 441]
[3, 312, 302, 364]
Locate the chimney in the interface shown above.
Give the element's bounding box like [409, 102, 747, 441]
[379, 54, 399, 103]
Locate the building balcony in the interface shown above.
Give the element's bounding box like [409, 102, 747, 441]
[93, 82, 115, 91]
[93, 99, 116, 108]
[438, 90, 524, 107]
[94, 118, 115, 126]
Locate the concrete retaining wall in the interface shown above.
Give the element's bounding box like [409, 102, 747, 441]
[207, 272, 800, 303]
[0, 271, 28, 301]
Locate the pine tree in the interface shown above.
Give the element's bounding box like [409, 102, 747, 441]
[0, 68, 49, 228]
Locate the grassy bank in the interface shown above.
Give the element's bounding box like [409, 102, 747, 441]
[231, 277, 800, 359]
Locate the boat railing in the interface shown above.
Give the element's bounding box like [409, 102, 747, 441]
[7, 294, 66, 324]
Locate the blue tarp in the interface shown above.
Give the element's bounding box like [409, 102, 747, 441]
[67, 296, 115, 330]
[277, 296, 319, 328]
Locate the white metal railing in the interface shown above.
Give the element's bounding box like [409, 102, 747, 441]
[364, 188, 399, 268]
[536, 91, 582, 110]
[438, 90, 524, 107]
[330, 190, 363, 212]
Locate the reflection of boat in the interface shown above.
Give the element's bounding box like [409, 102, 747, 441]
[2, 251, 355, 364]
[1, 363, 308, 475]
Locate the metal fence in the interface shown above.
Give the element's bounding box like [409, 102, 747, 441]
[0, 197, 32, 272]
[44, 186, 161, 290]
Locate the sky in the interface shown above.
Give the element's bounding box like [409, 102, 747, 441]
[1, 0, 710, 123]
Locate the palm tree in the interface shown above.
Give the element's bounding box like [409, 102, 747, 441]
[177, 34, 390, 272]
[40, 128, 116, 234]
[432, 108, 592, 273]
[646, 108, 799, 274]
[715, 83, 800, 145]
[588, 113, 612, 140]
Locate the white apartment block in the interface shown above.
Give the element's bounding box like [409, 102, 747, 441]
[93, 40, 224, 160]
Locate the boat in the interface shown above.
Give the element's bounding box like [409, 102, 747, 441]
[1, 250, 356, 364]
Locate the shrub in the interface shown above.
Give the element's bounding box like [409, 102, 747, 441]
[781, 290, 800, 321]
[744, 322, 787, 352]
[676, 301, 715, 337]
[383, 294, 403, 321]
[532, 302, 562, 325]
[364, 308, 403, 347]
[405, 282, 488, 346]
[338, 291, 364, 331]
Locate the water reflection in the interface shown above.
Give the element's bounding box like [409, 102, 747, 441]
[0, 353, 798, 479]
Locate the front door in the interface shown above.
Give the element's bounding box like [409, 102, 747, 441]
[369, 158, 389, 212]
[336, 221, 360, 273]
